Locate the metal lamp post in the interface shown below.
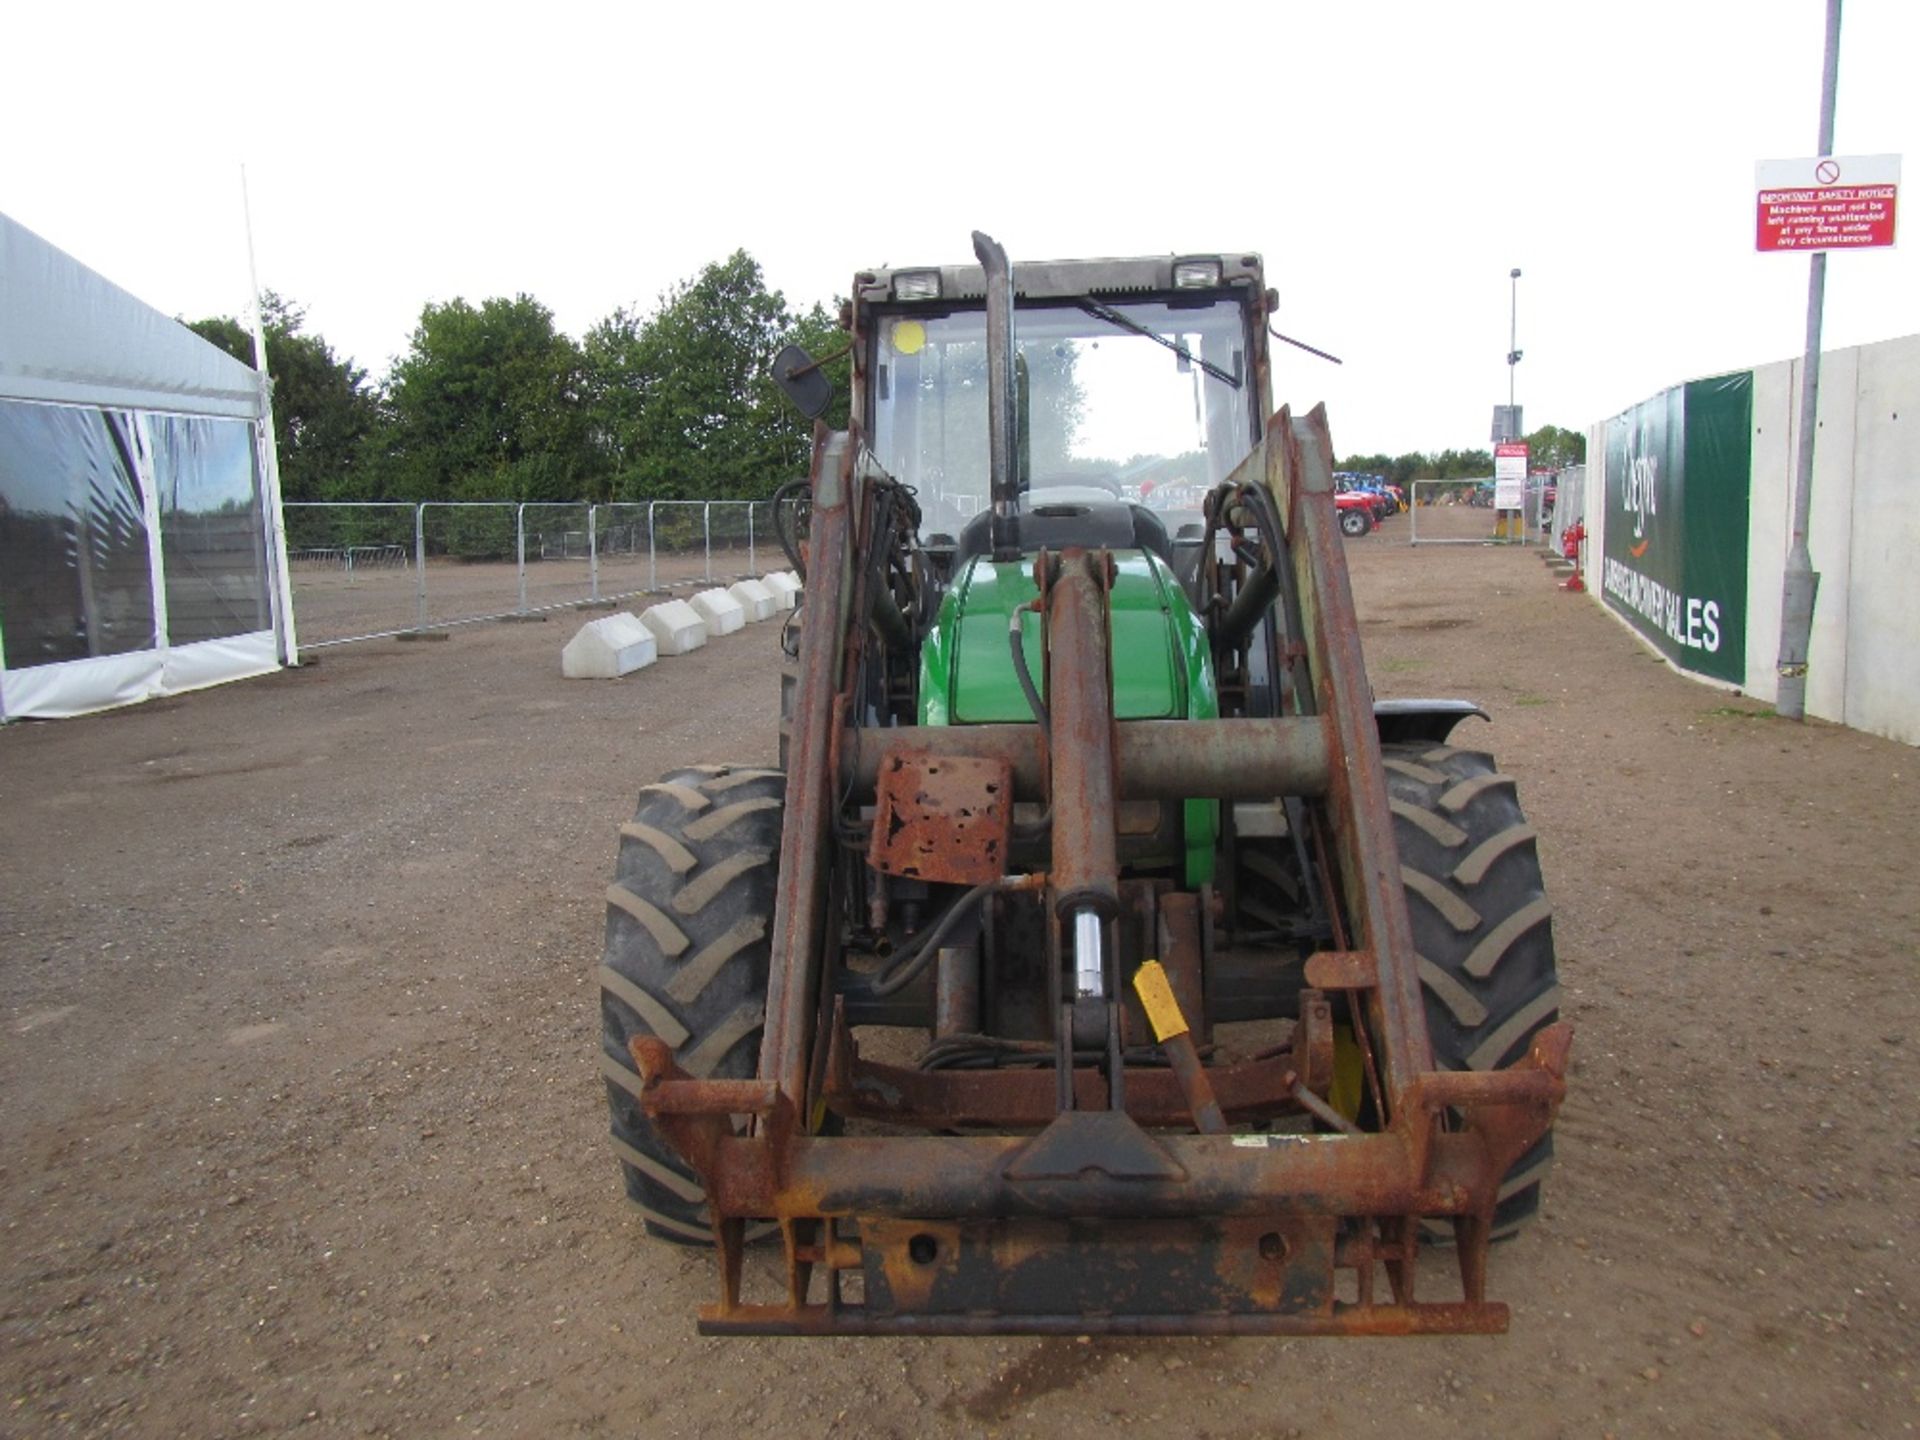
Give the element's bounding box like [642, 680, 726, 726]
[1507, 267, 1523, 411]
[1499, 268, 1523, 539]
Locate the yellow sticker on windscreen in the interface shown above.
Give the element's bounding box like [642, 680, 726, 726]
[892, 320, 926, 356]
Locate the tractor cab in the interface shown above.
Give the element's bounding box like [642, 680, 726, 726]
[848, 253, 1269, 583]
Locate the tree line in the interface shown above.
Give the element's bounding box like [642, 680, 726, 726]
[189, 251, 1584, 509]
[187, 251, 846, 509]
[1337, 425, 1586, 487]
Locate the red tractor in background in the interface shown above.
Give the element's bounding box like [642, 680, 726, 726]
[1334, 489, 1376, 536]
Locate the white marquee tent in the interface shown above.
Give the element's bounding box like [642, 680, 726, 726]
[0, 212, 296, 719]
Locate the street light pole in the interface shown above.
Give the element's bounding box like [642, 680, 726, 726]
[1497, 268, 1524, 541]
[1507, 267, 1522, 413]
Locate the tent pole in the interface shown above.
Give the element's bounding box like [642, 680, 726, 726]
[134, 415, 170, 698]
[242, 165, 301, 668]
[0, 545, 10, 723]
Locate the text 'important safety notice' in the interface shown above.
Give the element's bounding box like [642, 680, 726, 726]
[1756, 154, 1901, 253]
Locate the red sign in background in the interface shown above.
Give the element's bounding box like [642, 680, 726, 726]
[1757, 185, 1898, 251]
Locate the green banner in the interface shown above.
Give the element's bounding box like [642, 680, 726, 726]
[1600, 372, 1752, 683]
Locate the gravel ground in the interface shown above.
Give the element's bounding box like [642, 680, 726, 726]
[2, 525, 1914, 1439]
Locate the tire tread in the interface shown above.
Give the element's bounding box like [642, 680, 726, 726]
[1385, 741, 1559, 1238]
[600, 764, 786, 1245]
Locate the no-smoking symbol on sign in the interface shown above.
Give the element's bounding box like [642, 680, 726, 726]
[1756, 153, 1899, 253]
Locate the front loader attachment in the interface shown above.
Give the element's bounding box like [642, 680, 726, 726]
[627, 404, 1569, 1336]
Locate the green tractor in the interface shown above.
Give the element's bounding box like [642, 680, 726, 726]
[598, 233, 1568, 1335]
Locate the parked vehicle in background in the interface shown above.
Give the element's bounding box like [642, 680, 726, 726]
[1334, 475, 1396, 528]
[1335, 471, 1397, 519]
[1335, 488, 1376, 535]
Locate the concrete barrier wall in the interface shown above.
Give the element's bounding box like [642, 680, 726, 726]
[1589, 331, 1919, 747]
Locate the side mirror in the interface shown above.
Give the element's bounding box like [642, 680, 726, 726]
[771, 344, 834, 420]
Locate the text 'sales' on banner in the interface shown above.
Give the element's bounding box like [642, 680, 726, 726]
[1601, 373, 1752, 685]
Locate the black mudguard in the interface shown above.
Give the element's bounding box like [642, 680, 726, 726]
[1373, 699, 1489, 746]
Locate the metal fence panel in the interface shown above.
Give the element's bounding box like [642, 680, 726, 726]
[1520, 483, 1552, 545]
[1548, 464, 1584, 556]
[707, 500, 763, 581]
[418, 503, 520, 628]
[590, 503, 657, 600]
[283, 503, 421, 643]
[284, 494, 790, 647]
[648, 501, 712, 589]
[1407, 481, 1504, 545]
[517, 502, 595, 613]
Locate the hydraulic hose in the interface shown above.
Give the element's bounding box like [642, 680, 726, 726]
[1008, 608, 1049, 745]
[867, 874, 1031, 999]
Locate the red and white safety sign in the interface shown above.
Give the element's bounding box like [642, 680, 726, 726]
[1756, 154, 1900, 253]
[1493, 442, 1528, 510]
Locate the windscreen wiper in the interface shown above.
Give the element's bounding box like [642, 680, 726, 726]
[1074, 298, 1241, 389]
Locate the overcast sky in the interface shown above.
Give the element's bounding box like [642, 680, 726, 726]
[6, 1, 1916, 458]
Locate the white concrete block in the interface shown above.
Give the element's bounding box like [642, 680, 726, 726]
[726, 579, 778, 623]
[639, 599, 708, 655]
[690, 588, 747, 636]
[762, 571, 802, 609]
[562, 612, 657, 679]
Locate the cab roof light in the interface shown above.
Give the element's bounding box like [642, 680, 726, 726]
[892, 270, 942, 301]
[1172, 258, 1223, 289]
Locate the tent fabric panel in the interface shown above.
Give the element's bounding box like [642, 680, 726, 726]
[0, 212, 260, 420]
[159, 629, 278, 695]
[0, 399, 158, 666]
[0, 647, 164, 719]
[0, 629, 278, 719]
[152, 414, 272, 645]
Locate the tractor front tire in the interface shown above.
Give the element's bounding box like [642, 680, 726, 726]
[598, 764, 785, 1244]
[1340, 507, 1372, 537]
[1382, 740, 1560, 1239]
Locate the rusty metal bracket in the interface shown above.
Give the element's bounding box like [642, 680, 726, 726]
[1404, 1022, 1572, 1216]
[1293, 988, 1337, 1094]
[1005, 1111, 1187, 1183]
[867, 752, 1013, 886]
[630, 1036, 749, 1184]
[1304, 950, 1377, 990]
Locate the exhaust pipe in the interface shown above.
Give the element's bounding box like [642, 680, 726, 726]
[972, 230, 1021, 562]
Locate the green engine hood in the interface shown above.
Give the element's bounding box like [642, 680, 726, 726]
[917, 550, 1219, 883]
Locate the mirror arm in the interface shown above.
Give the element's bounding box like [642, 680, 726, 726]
[787, 342, 853, 379]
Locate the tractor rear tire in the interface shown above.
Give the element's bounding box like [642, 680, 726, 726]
[1382, 740, 1559, 1239]
[598, 764, 785, 1244]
